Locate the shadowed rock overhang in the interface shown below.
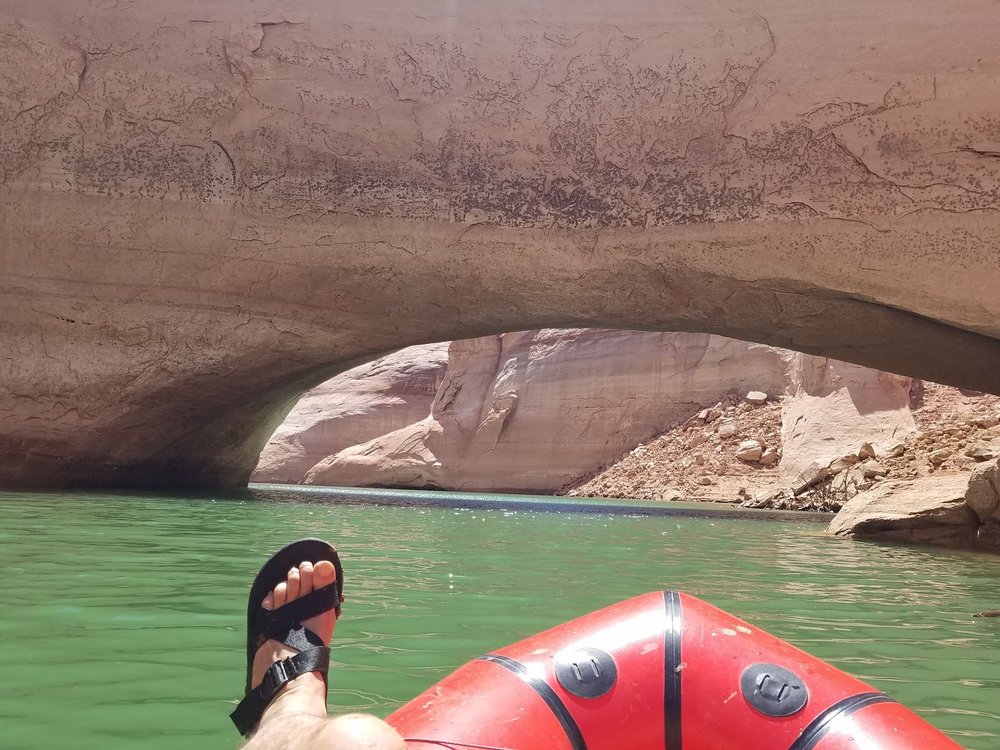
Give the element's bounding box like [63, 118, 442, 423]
[2, 0, 999, 488]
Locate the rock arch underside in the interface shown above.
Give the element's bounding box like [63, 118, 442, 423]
[2, 0, 1000, 489]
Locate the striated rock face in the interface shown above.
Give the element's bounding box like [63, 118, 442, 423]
[301, 331, 789, 492]
[3, 0, 1000, 488]
[260, 330, 940, 496]
[252, 344, 448, 484]
[828, 459, 1000, 552]
[780, 355, 916, 481]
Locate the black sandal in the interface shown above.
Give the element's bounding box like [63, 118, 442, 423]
[230, 538, 345, 737]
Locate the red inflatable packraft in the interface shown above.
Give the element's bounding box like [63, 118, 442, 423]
[388, 591, 963, 749]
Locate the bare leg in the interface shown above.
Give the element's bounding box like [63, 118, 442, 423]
[243, 714, 327, 750]
[310, 714, 408, 750]
[241, 560, 405, 750]
[245, 713, 406, 750]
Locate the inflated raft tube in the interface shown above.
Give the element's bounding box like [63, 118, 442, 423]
[387, 591, 962, 749]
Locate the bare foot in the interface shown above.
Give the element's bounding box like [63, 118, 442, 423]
[251, 559, 338, 725]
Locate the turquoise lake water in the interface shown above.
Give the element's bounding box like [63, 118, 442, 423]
[0, 486, 998, 749]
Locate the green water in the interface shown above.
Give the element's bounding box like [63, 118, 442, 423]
[1, 487, 999, 750]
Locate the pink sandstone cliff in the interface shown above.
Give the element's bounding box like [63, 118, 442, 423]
[256, 330, 916, 493]
[253, 344, 448, 484]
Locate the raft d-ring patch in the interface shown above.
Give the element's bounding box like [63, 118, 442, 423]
[741, 662, 809, 717]
[555, 647, 618, 698]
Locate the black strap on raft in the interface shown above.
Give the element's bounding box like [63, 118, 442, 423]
[476, 654, 587, 750]
[787, 692, 896, 750]
[662, 590, 683, 750]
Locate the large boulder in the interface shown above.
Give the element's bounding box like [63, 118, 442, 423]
[302, 330, 788, 492]
[780, 355, 916, 482]
[965, 459, 1000, 526]
[828, 459, 1000, 552]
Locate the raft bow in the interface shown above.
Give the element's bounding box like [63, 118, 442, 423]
[388, 591, 962, 749]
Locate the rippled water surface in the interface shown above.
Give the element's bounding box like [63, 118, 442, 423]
[1, 487, 999, 749]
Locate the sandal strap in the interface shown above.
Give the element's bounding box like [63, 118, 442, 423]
[254, 583, 340, 648]
[230, 646, 331, 736]
[278, 624, 327, 653]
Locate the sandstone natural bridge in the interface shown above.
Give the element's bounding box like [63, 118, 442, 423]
[3, 0, 1000, 489]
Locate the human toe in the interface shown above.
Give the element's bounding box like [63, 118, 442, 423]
[313, 559, 336, 588]
[299, 561, 314, 595]
[272, 581, 288, 609]
[286, 566, 301, 601]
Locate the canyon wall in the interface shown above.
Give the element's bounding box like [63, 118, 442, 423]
[303, 330, 789, 491]
[253, 343, 448, 483]
[257, 331, 918, 494]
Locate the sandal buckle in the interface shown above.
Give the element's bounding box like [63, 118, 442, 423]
[260, 659, 290, 701]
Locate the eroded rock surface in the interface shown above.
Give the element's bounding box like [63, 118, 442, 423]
[780, 356, 916, 481]
[263, 330, 927, 498]
[301, 331, 788, 492]
[3, 0, 1000, 488]
[253, 343, 448, 483]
